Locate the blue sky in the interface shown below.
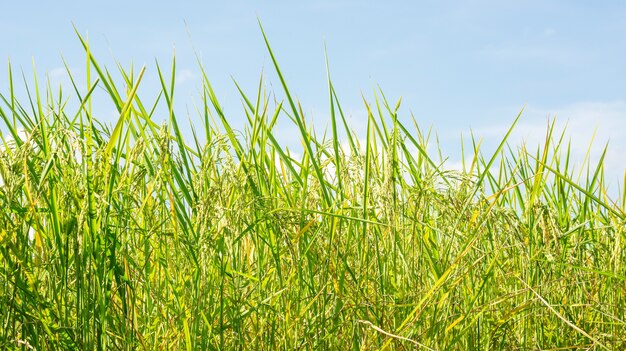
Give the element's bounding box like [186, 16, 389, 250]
[1, 1, 625, 192]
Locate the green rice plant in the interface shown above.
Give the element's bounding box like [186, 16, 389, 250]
[0, 26, 624, 350]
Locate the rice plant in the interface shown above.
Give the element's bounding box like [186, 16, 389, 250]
[0, 26, 624, 350]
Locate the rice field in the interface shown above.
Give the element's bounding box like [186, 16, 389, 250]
[1, 28, 625, 350]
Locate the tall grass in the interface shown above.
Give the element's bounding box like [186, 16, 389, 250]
[0, 27, 625, 350]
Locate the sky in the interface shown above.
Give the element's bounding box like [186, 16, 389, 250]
[1, 0, 625, 194]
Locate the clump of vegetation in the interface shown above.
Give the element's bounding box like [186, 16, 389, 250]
[1, 27, 624, 350]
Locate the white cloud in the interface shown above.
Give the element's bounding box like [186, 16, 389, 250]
[442, 158, 473, 173]
[476, 44, 587, 67]
[472, 100, 626, 195]
[176, 69, 196, 85]
[543, 28, 557, 37]
[48, 66, 74, 87]
[48, 67, 67, 80]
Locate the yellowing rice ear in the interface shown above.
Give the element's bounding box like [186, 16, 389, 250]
[0, 128, 29, 153]
[0, 129, 29, 187]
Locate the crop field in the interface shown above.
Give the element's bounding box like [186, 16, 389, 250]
[1, 29, 625, 350]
